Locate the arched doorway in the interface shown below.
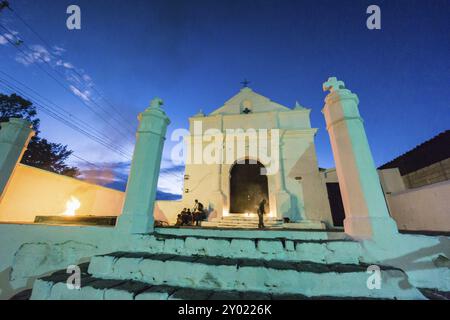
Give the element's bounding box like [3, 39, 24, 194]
[229, 159, 269, 213]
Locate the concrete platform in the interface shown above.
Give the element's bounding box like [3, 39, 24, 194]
[34, 215, 117, 226]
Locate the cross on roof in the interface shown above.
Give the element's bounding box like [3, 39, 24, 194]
[240, 79, 251, 88]
[323, 77, 346, 93]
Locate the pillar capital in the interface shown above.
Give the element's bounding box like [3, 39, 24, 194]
[322, 93, 362, 132]
[0, 118, 35, 144]
[323, 89, 359, 106]
[137, 98, 171, 134]
[322, 76, 359, 106]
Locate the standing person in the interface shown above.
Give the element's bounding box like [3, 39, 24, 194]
[257, 199, 266, 229]
[193, 199, 205, 226]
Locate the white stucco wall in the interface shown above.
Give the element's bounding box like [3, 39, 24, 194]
[387, 180, 450, 232]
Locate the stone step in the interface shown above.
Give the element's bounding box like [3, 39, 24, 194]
[213, 216, 282, 221]
[201, 222, 283, 229]
[154, 227, 348, 240]
[131, 233, 361, 264]
[215, 219, 282, 223]
[30, 272, 389, 300]
[202, 216, 285, 229]
[207, 219, 282, 223]
[210, 218, 283, 223]
[204, 218, 326, 231]
[210, 219, 282, 222]
[86, 252, 425, 299]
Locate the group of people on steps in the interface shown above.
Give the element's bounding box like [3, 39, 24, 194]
[176, 198, 268, 229]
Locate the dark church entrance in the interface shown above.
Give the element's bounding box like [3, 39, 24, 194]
[229, 159, 269, 213]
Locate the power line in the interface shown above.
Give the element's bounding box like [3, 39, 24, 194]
[70, 153, 106, 170]
[0, 85, 132, 161]
[0, 73, 132, 156]
[0, 80, 132, 160]
[159, 168, 184, 183]
[4, 2, 53, 49]
[0, 23, 136, 143]
[0, 13, 136, 135]
[0, 78, 132, 159]
[4, 5, 137, 134]
[69, 67, 137, 134]
[0, 69, 130, 151]
[0, 77, 132, 158]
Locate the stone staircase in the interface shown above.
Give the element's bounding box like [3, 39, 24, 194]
[201, 214, 284, 229]
[29, 230, 427, 300]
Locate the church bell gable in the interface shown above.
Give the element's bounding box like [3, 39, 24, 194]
[210, 87, 291, 116]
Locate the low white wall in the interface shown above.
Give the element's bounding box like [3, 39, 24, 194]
[388, 180, 450, 232]
[0, 164, 125, 222]
[154, 200, 184, 224]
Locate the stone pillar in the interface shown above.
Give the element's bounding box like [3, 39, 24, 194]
[0, 118, 35, 201]
[117, 98, 170, 234]
[322, 77, 398, 239]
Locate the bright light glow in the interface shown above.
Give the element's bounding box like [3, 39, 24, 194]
[223, 209, 229, 217]
[63, 196, 81, 216]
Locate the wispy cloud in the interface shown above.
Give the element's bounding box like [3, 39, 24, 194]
[15, 44, 51, 65]
[74, 159, 185, 197]
[69, 85, 91, 102]
[158, 159, 185, 195]
[3, 28, 96, 103]
[0, 35, 8, 45]
[56, 59, 74, 69]
[52, 45, 66, 56]
[76, 161, 131, 191]
[0, 30, 19, 45]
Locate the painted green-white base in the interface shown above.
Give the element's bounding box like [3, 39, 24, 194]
[1, 223, 447, 300]
[29, 230, 429, 300]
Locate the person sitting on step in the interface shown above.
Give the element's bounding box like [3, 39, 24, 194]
[183, 208, 193, 226]
[175, 208, 187, 226]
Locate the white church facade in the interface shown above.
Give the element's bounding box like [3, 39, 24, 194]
[156, 86, 333, 228]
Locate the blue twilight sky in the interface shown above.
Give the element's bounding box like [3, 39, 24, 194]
[0, 0, 449, 198]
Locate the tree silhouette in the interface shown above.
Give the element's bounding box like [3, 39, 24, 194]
[0, 93, 79, 177]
